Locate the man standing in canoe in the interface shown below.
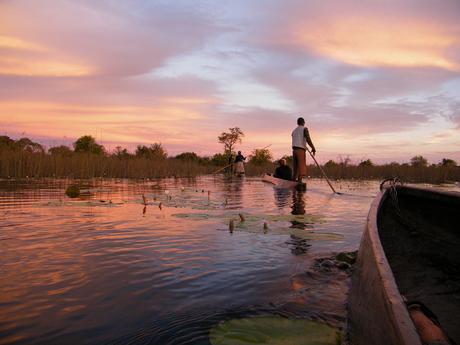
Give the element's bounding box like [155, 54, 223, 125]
[234, 150, 246, 175]
[292, 117, 316, 182]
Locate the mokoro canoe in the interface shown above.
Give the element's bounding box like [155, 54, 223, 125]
[262, 173, 306, 190]
[349, 184, 460, 345]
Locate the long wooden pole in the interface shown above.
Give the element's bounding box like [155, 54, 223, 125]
[212, 163, 233, 174]
[306, 148, 340, 194]
[259, 144, 272, 150]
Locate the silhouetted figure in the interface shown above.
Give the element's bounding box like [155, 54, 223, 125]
[234, 151, 246, 175]
[274, 159, 292, 181]
[292, 117, 316, 182]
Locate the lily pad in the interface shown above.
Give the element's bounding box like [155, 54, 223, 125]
[289, 230, 344, 241]
[65, 185, 80, 198]
[209, 316, 340, 345]
[265, 214, 325, 224]
[172, 213, 213, 219]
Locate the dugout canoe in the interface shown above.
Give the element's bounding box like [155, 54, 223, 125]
[348, 182, 460, 345]
[262, 173, 306, 190]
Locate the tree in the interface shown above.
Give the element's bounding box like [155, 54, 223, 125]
[324, 160, 338, 168]
[410, 155, 428, 167]
[338, 155, 352, 167]
[0, 136, 17, 150]
[280, 155, 293, 166]
[16, 137, 44, 153]
[175, 152, 199, 161]
[217, 127, 244, 155]
[0, 137, 44, 153]
[359, 159, 374, 167]
[210, 153, 228, 165]
[49, 145, 73, 157]
[112, 146, 131, 159]
[73, 135, 105, 154]
[249, 148, 273, 165]
[135, 143, 167, 160]
[440, 158, 457, 167]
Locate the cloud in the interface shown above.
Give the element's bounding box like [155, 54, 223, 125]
[295, 18, 459, 71]
[1, 0, 460, 161]
[0, 0, 224, 77]
[255, 0, 460, 69]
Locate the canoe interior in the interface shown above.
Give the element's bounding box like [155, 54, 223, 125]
[378, 186, 460, 343]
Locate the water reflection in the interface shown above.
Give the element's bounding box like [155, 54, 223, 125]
[0, 177, 378, 345]
[289, 190, 311, 255]
[286, 235, 311, 256]
[291, 190, 306, 216]
[273, 188, 291, 209]
[290, 190, 312, 231]
[222, 175, 244, 209]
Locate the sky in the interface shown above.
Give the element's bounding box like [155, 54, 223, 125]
[0, 0, 459, 163]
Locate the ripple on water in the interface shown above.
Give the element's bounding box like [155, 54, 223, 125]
[0, 177, 378, 344]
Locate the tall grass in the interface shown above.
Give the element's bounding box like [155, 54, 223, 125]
[307, 164, 460, 184]
[1, 149, 459, 183]
[0, 150, 214, 179]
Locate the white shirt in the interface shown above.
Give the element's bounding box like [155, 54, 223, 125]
[292, 125, 306, 149]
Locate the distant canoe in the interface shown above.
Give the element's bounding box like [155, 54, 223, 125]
[262, 173, 306, 190]
[349, 183, 460, 345]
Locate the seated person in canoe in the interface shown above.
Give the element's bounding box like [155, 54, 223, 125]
[274, 159, 292, 181]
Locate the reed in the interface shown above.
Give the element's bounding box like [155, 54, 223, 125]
[307, 164, 460, 184]
[1, 149, 458, 183]
[244, 162, 274, 176]
[0, 149, 214, 179]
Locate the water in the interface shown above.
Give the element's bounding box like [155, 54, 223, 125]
[0, 176, 378, 344]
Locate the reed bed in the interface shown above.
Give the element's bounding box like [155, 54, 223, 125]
[0, 150, 213, 179]
[1, 149, 459, 183]
[308, 164, 460, 184]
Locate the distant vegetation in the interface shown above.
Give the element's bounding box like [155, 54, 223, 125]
[309, 157, 459, 184]
[0, 134, 458, 183]
[0, 134, 270, 179]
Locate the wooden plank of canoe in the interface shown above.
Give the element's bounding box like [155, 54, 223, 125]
[348, 187, 422, 345]
[261, 173, 305, 189]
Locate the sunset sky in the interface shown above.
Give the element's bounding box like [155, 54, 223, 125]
[1, 0, 459, 163]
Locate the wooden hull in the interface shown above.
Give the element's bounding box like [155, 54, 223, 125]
[349, 185, 460, 345]
[261, 173, 305, 190]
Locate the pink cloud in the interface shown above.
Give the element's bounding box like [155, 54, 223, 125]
[1, 0, 460, 162]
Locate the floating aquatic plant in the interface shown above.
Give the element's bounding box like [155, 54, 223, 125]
[34, 200, 121, 208]
[209, 316, 341, 345]
[65, 185, 80, 198]
[264, 214, 325, 224]
[171, 213, 213, 219]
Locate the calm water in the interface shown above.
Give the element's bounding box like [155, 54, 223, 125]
[0, 176, 379, 344]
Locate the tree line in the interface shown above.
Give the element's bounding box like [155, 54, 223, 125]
[1, 132, 458, 168]
[0, 130, 458, 182]
[0, 129, 274, 167]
